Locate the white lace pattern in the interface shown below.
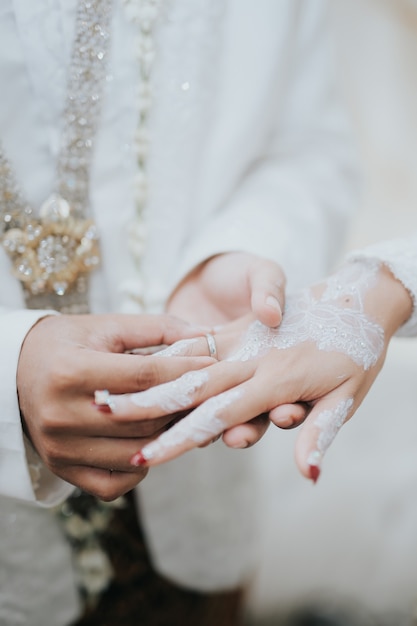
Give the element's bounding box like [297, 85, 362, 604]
[140, 387, 242, 461]
[129, 369, 208, 412]
[230, 283, 385, 371]
[348, 233, 417, 337]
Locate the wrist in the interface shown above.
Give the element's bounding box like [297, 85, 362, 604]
[365, 263, 413, 337]
[311, 259, 413, 343]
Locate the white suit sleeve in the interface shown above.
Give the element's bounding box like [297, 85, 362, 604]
[175, 1, 361, 291]
[0, 308, 74, 506]
[347, 233, 417, 337]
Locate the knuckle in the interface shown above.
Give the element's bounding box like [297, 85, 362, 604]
[37, 408, 64, 440]
[128, 417, 173, 437]
[86, 479, 120, 502]
[41, 437, 64, 464]
[96, 487, 120, 502]
[164, 314, 184, 330]
[39, 407, 61, 434]
[47, 358, 79, 392]
[94, 470, 148, 501]
[134, 359, 161, 390]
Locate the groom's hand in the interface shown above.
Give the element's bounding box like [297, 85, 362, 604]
[17, 313, 211, 500]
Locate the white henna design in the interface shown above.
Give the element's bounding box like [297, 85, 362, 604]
[315, 397, 353, 454]
[348, 234, 417, 336]
[106, 370, 209, 414]
[321, 259, 379, 307]
[154, 338, 199, 357]
[129, 370, 208, 412]
[307, 398, 353, 466]
[229, 261, 385, 370]
[140, 388, 243, 460]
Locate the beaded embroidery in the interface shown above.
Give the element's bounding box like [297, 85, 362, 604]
[0, 0, 113, 313]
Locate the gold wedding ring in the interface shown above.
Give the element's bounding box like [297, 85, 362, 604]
[205, 333, 218, 360]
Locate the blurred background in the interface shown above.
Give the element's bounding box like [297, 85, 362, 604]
[246, 1, 417, 624]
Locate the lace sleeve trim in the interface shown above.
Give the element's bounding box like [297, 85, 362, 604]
[346, 234, 417, 337]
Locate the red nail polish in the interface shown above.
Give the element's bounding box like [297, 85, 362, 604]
[131, 452, 147, 467]
[91, 401, 112, 414]
[309, 464, 320, 484]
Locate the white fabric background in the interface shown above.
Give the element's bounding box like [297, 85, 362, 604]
[248, 1, 417, 622]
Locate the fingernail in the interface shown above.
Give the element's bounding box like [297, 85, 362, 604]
[130, 452, 148, 466]
[266, 295, 281, 312]
[308, 464, 321, 484]
[92, 401, 113, 414]
[307, 450, 322, 484]
[93, 390, 115, 413]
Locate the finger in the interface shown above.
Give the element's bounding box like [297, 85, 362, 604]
[66, 403, 177, 437]
[101, 314, 211, 353]
[294, 393, 356, 483]
[63, 351, 214, 395]
[47, 427, 170, 470]
[222, 414, 270, 448]
[153, 336, 216, 359]
[103, 359, 255, 421]
[248, 259, 286, 328]
[130, 372, 277, 467]
[269, 403, 310, 429]
[41, 390, 182, 438]
[153, 332, 237, 361]
[59, 465, 148, 501]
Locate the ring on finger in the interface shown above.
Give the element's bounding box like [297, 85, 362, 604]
[205, 333, 218, 360]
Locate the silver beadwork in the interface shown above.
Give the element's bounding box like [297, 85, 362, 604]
[0, 0, 113, 313]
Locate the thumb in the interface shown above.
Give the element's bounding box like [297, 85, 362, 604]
[294, 394, 355, 483]
[248, 259, 286, 328]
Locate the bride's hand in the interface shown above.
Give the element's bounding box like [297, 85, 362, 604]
[167, 251, 286, 328]
[99, 260, 412, 482]
[166, 251, 286, 447]
[130, 334, 382, 482]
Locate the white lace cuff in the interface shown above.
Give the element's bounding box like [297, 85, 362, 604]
[347, 234, 417, 337]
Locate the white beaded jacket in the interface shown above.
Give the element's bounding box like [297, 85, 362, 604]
[0, 1, 363, 624]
